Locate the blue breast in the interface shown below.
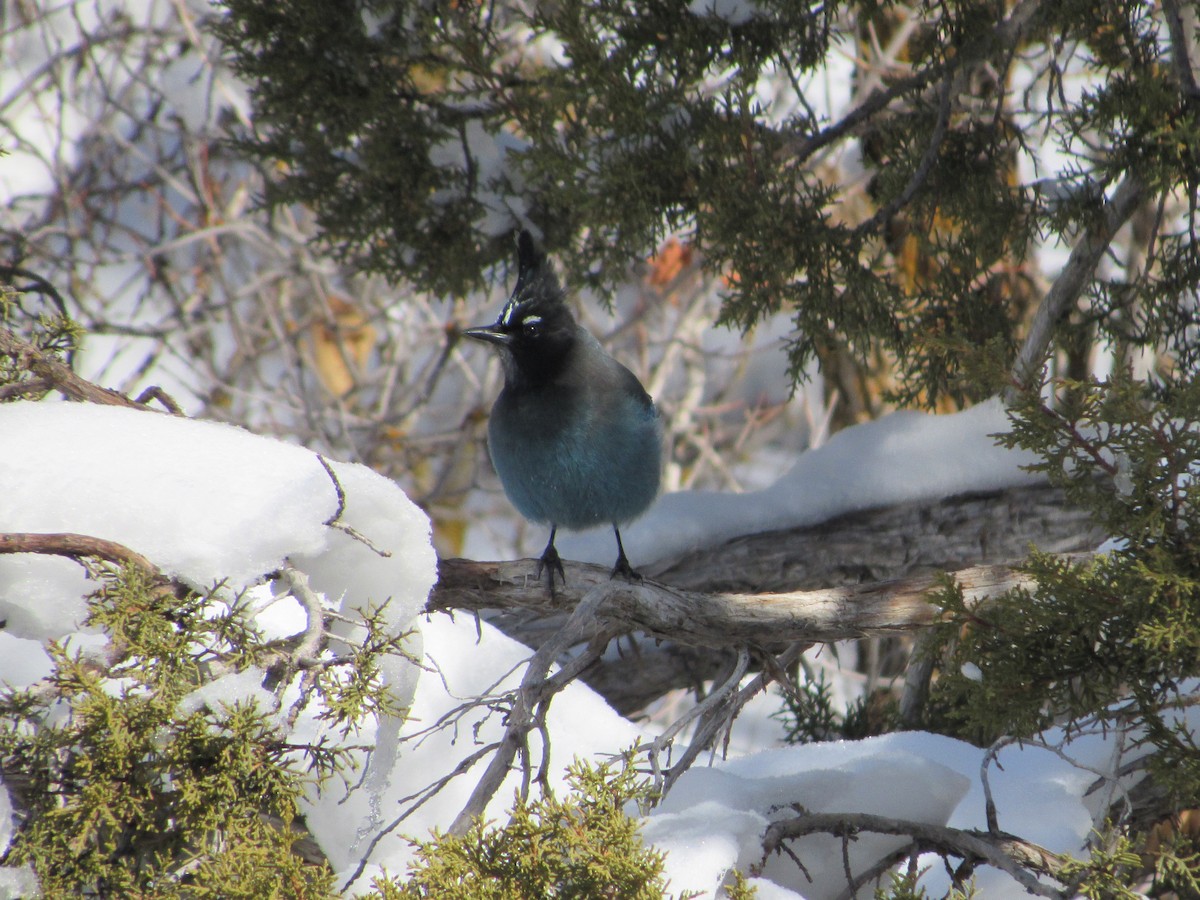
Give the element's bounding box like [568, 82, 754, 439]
[488, 379, 662, 531]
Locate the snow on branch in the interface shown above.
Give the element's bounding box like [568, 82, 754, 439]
[0, 315, 1118, 895]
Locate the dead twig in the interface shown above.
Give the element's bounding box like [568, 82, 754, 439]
[760, 810, 1065, 898]
[0, 327, 149, 410]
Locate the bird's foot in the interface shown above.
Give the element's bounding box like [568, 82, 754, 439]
[535, 542, 566, 596]
[610, 553, 643, 583]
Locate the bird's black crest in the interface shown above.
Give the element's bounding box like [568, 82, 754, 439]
[517, 230, 540, 278]
[500, 230, 563, 326]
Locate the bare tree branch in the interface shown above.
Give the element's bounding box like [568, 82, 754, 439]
[1009, 175, 1149, 392]
[639, 646, 753, 792]
[780, 0, 1045, 167]
[0, 531, 162, 581]
[432, 554, 1083, 650]
[650, 482, 1102, 594]
[476, 480, 1101, 714]
[275, 566, 326, 667]
[132, 385, 184, 414]
[760, 811, 1066, 899]
[657, 643, 808, 796]
[0, 326, 151, 410]
[447, 584, 621, 836]
[1162, 0, 1200, 101]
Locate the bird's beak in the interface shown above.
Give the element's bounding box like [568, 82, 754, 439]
[463, 325, 511, 347]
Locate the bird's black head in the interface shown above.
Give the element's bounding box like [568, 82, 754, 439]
[464, 231, 578, 386]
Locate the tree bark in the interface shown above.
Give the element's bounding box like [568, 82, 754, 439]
[431, 481, 1103, 713]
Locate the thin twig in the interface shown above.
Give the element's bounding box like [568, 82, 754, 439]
[133, 385, 184, 414]
[853, 70, 955, 239]
[638, 648, 751, 794]
[447, 583, 619, 836]
[316, 454, 393, 558]
[657, 643, 806, 796]
[317, 454, 346, 526]
[339, 742, 502, 891]
[981, 737, 1008, 834]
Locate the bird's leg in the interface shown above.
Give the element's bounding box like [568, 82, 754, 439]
[535, 526, 566, 594]
[611, 525, 643, 582]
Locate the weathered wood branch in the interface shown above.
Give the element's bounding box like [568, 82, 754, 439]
[1009, 174, 1148, 392]
[432, 554, 1065, 649]
[431, 481, 1103, 713]
[648, 482, 1102, 593]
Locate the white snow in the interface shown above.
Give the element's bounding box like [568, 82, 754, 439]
[646, 737, 970, 899]
[0, 400, 437, 893]
[645, 724, 1171, 899]
[176, 666, 279, 721]
[310, 613, 647, 891]
[0, 397, 1173, 898]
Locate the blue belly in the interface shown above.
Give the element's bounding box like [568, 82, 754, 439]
[488, 388, 662, 530]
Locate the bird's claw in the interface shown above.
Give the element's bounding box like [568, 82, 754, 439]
[535, 544, 566, 596]
[610, 554, 643, 583]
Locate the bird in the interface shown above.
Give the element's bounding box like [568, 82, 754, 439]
[464, 230, 663, 593]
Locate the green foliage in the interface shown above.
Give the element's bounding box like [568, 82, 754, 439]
[771, 670, 879, 744]
[928, 372, 1200, 799]
[873, 868, 976, 899]
[363, 757, 694, 900]
[312, 600, 421, 736]
[0, 275, 82, 395]
[0, 564, 354, 897]
[1054, 832, 1143, 900]
[0, 561, 708, 898]
[721, 868, 758, 899]
[1144, 822, 1200, 897]
[211, 0, 1200, 401]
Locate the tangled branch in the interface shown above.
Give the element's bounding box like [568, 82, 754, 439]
[760, 811, 1067, 898]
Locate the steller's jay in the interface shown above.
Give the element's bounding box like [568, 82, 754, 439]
[464, 231, 663, 592]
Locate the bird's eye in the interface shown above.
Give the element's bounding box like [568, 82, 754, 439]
[522, 316, 543, 337]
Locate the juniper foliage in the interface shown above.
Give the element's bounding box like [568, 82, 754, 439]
[214, 0, 1200, 405]
[0, 566, 337, 897]
[361, 757, 700, 900]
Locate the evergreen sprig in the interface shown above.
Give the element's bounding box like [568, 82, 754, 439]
[212, 0, 1200, 402]
[363, 756, 697, 900]
[0, 567, 338, 897]
[929, 373, 1200, 806]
